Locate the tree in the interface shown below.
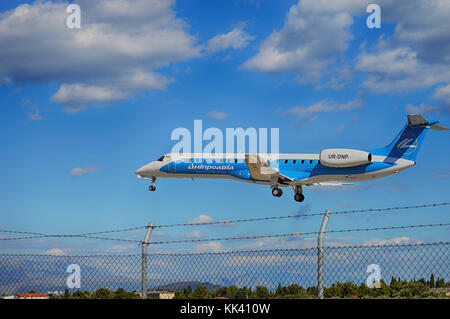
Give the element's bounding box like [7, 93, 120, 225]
[192, 285, 210, 299]
[255, 286, 270, 299]
[183, 285, 193, 298]
[93, 288, 114, 299]
[429, 274, 435, 288]
[236, 287, 252, 299]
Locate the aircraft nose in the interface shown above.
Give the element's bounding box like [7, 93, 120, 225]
[135, 163, 156, 177]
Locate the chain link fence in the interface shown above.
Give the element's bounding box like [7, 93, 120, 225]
[1, 242, 448, 297]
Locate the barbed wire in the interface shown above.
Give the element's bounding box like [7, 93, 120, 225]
[0, 225, 146, 242]
[154, 202, 450, 228]
[0, 202, 448, 243]
[2, 222, 448, 244]
[0, 241, 447, 258]
[146, 223, 450, 245]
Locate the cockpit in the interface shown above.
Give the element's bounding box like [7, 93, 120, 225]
[156, 156, 164, 162]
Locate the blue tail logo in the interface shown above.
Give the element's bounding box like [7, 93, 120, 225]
[395, 132, 418, 155]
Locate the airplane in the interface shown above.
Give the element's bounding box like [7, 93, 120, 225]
[135, 114, 448, 202]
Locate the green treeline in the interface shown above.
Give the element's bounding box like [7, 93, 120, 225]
[53, 275, 448, 299]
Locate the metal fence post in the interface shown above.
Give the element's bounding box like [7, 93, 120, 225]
[317, 210, 331, 299]
[142, 221, 154, 299]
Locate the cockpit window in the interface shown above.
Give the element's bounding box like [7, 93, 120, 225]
[156, 156, 164, 162]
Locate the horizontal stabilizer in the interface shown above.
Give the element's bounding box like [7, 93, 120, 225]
[430, 124, 450, 131]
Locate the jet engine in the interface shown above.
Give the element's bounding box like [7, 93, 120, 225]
[319, 149, 372, 168]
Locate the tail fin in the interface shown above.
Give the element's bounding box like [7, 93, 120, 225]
[371, 114, 448, 161]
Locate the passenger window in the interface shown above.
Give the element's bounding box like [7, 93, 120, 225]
[284, 160, 288, 164]
[235, 159, 238, 163]
[293, 160, 296, 164]
[309, 160, 313, 164]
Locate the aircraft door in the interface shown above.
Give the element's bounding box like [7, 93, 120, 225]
[168, 161, 176, 173]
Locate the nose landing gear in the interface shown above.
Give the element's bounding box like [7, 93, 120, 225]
[148, 177, 157, 192]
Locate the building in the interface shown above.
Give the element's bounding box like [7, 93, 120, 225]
[47, 291, 64, 297]
[16, 293, 49, 299]
[2, 295, 17, 299]
[429, 287, 450, 296]
[147, 291, 175, 299]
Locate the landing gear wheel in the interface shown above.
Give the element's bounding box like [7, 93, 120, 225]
[294, 193, 305, 202]
[272, 187, 283, 197]
[149, 185, 156, 192]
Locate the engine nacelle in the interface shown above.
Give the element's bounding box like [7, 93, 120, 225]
[319, 149, 372, 168]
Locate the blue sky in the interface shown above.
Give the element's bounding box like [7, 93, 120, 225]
[0, 0, 449, 255]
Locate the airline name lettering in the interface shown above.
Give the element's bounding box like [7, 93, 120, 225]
[187, 163, 234, 171]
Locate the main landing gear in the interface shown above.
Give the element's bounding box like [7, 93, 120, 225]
[271, 184, 305, 202]
[272, 187, 283, 197]
[293, 185, 304, 202]
[148, 177, 157, 192]
[294, 193, 305, 202]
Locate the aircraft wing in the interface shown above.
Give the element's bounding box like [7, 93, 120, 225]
[305, 182, 355, 187]
[245, 154, 308, 182]
[245, 154, 282, 180]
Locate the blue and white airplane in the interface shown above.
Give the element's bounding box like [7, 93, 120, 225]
[136, 115, 448, 202]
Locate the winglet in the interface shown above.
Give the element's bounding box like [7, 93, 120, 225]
[407, 114, 428, 126]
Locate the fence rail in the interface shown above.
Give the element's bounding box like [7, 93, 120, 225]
[1, 203, 449, 298]
[1, 242, 448, 296]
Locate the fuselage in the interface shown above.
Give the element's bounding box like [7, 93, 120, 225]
[135, 114, 446, 201]
[135, 152, 415, 186]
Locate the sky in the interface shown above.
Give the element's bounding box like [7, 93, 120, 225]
[0, 0, 449, 256]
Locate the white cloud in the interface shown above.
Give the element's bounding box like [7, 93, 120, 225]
[242, 0, 366, 84]
[27, 110, 43, 121]
[433, 84, 450, 104]
[283, 98, 364, 122]
[206, 23, 254, 54]
[70, 165, 101, 178]
[0, 0, 200, 111]
[362, 237, 422, 246]
[44, 248, 67, 256]
[207, 110, 229, 120]
[193, 241, 224, 253]
[188, 214, 213, 224]
[355, 0, 450, 95]
[21, 98, 43, 121]
[51, 84, 128, 108]
[356, 45, 449, 93]
[0, 75, 11, 86]
[108, 245, 134, 253]
[405, 103, 440, 115]
[242, 0, 450, 97]
[187, 214, 235, 227]
[183, 229, 205, 239]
